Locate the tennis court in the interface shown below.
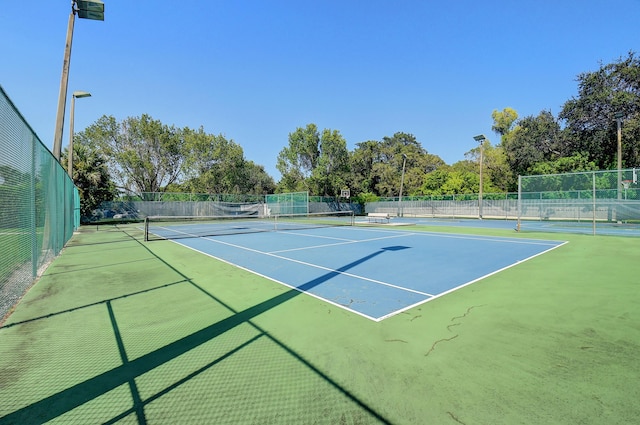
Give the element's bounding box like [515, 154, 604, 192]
[1, 221, 639, 424]
[148, 222, 567, 321]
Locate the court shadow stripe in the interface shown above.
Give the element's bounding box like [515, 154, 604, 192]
[0, 248, 392, 425]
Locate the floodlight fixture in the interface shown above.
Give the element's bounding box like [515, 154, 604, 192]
[73, 91, 92, 99]
[76, 0, 105, 20]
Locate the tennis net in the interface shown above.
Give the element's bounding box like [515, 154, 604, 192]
[144, 211, 355, 241]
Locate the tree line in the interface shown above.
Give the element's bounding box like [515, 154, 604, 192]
[63, 52, 639, 216]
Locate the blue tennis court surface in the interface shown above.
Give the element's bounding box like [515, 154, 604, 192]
[162, 227, 567, 321]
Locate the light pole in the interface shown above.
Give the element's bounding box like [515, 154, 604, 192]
[398, 153, 407, 217]
[52, 0, 104, 160]
[67, 91, 91, 178]
[615, 111, 624, 200]
[473, 135, 487, 219]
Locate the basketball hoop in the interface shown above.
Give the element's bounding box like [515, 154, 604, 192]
[622, 180, 632, 190]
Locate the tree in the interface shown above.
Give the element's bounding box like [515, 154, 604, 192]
[501, 111, 562, 176]
[309, 129, 350, 196]
[420, 168, 452, 195]
[349, 140, 381, 195]
[374, 132, 444, 197]
[419, 165, 481, 196]
[182, 127, 246, 194]
[276, 124, 349, 196]
[276, 124, 320, 192]
[80, 116, 275, 197]
[347, 132, 445, 198]
[463, 141, 515, 192]
[528, 153, 598, 175]
[560, 51, 640, 169]
[82, 114, 185, 198]
[63, 137, 117, 220]
[241, 161, 276, 195]
[492, 107, 518, 136]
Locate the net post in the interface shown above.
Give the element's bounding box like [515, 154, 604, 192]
[144, 217, 149, 242]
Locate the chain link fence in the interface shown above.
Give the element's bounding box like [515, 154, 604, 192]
[0, 85, 78, 322]
[517, 169, 640, 235]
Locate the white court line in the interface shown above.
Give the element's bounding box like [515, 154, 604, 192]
[174, 241, 384, 322]
[352, 226, 563, 246]
[199, 236, 434, 298]
[157, 224, 567, 321]
[284, 232, 357, 242]
[375, 239, 570, 321]
[269, 232, 411, 254]
[280, 228, 563, 255]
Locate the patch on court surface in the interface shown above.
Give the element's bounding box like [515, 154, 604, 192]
[153, 226, 566, 321]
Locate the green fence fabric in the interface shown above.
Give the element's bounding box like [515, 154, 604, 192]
[0, 85, 77, 322]
[265, 191, 309, 215]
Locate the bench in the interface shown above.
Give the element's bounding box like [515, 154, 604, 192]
[367, 212, 391, 223]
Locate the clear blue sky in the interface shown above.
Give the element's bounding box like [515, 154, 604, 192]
[2, 1, 639, 179]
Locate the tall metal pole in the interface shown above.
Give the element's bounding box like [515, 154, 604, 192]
[473, 135, 486, 219]
[479, 140, 484, 219]
[398, 154, 407, 217]
[517, 175, 522, 231]
[592, 171, 596, 235]
[67, 91, 91, 179]
[53, 6, 76, 160]
[67, 94, 76, 178]
[616, 115, 623, 200]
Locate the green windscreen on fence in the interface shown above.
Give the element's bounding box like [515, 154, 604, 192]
[265, 191, 309, 215]
[0, 85, 78, 322]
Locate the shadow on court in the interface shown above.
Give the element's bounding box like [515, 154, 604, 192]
[0, 228, 395, 424]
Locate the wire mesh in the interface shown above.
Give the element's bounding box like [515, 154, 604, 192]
[144, 211, 355, 241]
[0, 85, 77, 322]
[265, 191, 309, 215]
[518, 169, 640, 235]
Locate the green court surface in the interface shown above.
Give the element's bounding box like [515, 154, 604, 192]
[1, 223, 639, 424]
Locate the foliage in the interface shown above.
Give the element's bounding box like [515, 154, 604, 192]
[63, 135, 117, 220]
[242, 161, 277, 195]
[463, 140, 514, 192]
[80, 114, 184, 196]
[69, 52, 640, 205]
[276, 124, 320, 192]
[528, 153, 598, 175]
[349, 132, 445, 198]
[501, 110, 562, 177]
[349, 140, 381, 195]
[276, 124, 350, 196]
[353, 192, 379, 204]
[179, 127, 274, 195]
[309, 128, 351, 197]
[78, 115, 274, 198]
[559, 51, 640, 169]
[491, 107, 518, 136]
